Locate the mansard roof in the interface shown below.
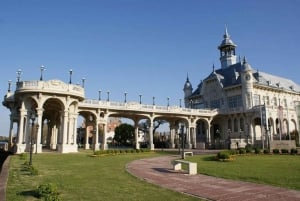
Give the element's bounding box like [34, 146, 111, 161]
[254, 71, 300, 92]
[190, 61, 300, 96]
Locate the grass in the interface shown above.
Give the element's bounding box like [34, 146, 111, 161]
[187, 154, 300, 190]
[6, 150, 200, 201]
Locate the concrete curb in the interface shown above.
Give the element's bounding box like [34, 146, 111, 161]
[0, 156, 10, 201]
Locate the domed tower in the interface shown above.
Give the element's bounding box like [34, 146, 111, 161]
[218, 28, 237, 68]
[183, 75, 193, 107]
[240, 57, 253, 109]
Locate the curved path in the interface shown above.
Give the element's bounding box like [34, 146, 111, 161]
[126, 154, 300, 201]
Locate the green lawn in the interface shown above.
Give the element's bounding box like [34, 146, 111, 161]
[187, 154, 300, 190]
[6, 151, 200, 201]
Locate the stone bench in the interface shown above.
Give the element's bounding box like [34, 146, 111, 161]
[172, 159, 197, 175]
[184, 151, 193, 157]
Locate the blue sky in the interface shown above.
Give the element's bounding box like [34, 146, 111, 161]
[0, 0, 299, 136]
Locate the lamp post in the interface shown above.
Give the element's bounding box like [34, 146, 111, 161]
[69, 69, 73, 84]
[124, 92, 127, 103]
[16, 69, 22, 83]
[190, 100, 193, 108]
[82, 77, 86, 88]
[40, 65, 45, 81]
[29, 112, 36, 166]
[179, 99, 182, 108]
[139, 94, 142, 104]
[107, 91, 110, 102]
[8, 80, 12, 92]
[227, 129, 231, 150]
[167, 97, 170, 107]
[98, 90, 101, 101]
[181, 125, 185, 159]
[152, 96, 155, 106]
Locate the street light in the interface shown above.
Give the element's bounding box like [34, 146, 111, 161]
[180, 125, 185, 159]
[124, 92, 127, 103]
[98, 90, 101, 101]
[16, 69, 22, 83]
[69, 69, 73, 84]
[227, 129, 231, 150]
[167, 97, 170, 107]
[152, 96, 155, 105]
[8, 80, 12, 92]
[179, 99, 182, 108]
[139, 94, 142, 104]
[40, 65, 46, 81]
[107, 91, 110, 102]
[29, 112, 36, 166]
[82, 77, 86, 88]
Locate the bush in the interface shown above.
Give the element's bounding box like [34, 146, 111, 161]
[36, 183, 61, 201]
[238, 148, 246, 154]
[263, 149, 270, 154]
[281, 149, 289, 154]
[291, 148, 298, 155]
[216, 151, 234, 161]
[273, 149, 280, 154]
[254, 147, 261, 154]
[245, 145, 253, 153]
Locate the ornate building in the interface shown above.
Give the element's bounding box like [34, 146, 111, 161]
[184, 29, 300, 149]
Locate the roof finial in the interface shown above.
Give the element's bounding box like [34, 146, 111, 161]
[243, 56, 247, 64]
[212, 63, 215, 72]
[186, 73, 189, 82]
[224, 25, 229, 39]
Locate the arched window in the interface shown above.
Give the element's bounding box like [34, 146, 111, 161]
[228, 119, 232, 131]
[234, 118, 238, 132]
[240, 118, 244, 131]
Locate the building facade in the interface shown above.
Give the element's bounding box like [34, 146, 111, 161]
[184, 29, 300, 149]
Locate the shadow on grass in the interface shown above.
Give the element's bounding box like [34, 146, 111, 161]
[18, 189, 38, 198]
[201, 155, 217, 161]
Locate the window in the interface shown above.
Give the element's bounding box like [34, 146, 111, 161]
[234, 118, 238, 132]
[227, 95, 242, 108]
[253, 94, 260, 106]
[240, 118, 244, 131]
[210, 99, 221, 108]
[228, 119, 232, 131]
[273, 97, 277, 106]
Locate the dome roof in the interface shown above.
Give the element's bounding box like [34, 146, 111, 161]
[218, 28, 236, 49]
[184, 77, 192, 90]
[242, 57, 252, 71]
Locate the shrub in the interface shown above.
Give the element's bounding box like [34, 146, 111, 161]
[291, 148, 298, 155]
[238, 148, 246, 154]
[245, 145, 253, 153]
[263, 149, 270, 154]
[217, 151, 231, 160]
[281, 149, 289, 154]
[36, 183, 61, 201]
[273, 149, 280, 154]
[254, 147, 261, 154]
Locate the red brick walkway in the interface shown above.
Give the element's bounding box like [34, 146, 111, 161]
[126, 155, 300, 201]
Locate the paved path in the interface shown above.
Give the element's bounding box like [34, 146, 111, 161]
[126, 155, 300, 201]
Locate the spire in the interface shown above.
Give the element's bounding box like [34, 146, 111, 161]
[218, 27, 237, 68]
[224, 25, 229, 39]
[212, 64, 215, 72]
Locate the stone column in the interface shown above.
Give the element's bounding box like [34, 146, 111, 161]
[186, 125, 192, 149]
[169, 122, 176, 148]
[101, 123, 108, 150]
[8, 115, 14, 149]
[134, 119, 140, 150]
[94, 121, 100, 151]
[149, 119, 154, 150]
[16, 110, 26, 153]
[36, 108, 44, 153]
[85, 126, 90, 149]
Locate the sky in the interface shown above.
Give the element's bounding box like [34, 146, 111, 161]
[0, 0, 300, 136]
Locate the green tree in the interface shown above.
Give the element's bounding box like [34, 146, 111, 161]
[114, 124, 134, 146]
